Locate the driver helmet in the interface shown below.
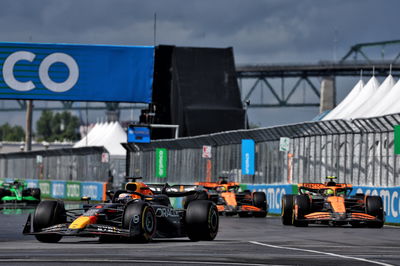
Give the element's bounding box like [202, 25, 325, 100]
[325, 188, 334, 196]
[216, 186, 227, 192]
[117, 193, 132, 202]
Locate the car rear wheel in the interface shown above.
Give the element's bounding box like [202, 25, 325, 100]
[292, 195, 309, 227]
[252, 192, 268, 218]
[186, 200, 218, 241]
[33, 200, 66, 243]
[0, 188, 5, 200]
[281, 194, 294, 225]
[183, 190, 209, 209]
[30, 188, 41, 201]
[365, 196, 384, 228]
[123, 202, 156, 242]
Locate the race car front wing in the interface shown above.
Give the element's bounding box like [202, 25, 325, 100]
[302, 212, 384, 222]
[23, 214, 138, 238]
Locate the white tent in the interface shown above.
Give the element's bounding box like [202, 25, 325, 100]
[74, 122, 127, 156]
[322, 79, 364, 120]
[336, 76, 380, 120]
[369, 79, 400, 117]
[349, 75, 395, 119]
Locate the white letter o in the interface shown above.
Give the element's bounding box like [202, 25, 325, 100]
[39, 53, 79, 93]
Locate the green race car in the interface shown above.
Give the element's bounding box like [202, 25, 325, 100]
[0, 180, 41, 203]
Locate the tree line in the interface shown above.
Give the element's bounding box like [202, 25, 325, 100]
[0, 111, 80, 142]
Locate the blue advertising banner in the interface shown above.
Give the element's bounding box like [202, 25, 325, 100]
[81, 182, 105, 201]
[127, 125, 151, 143]
[51, 180, 66, 199]
[241, 139, 255, 175]
[25, 179, 39, 188]
[0, 42, 154, 102]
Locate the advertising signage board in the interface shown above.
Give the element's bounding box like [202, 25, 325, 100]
[127, 125, 151, 143]
[0, 42, 154, 103]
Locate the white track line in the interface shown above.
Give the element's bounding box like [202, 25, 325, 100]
[249, 241, 393, 266]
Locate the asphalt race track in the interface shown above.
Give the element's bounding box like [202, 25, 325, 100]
[0, 206, 399, 265]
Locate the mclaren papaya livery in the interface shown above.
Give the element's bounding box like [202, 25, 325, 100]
[281, 177, 385, 227]
[23, 178, 219, 243]
[195, 178, 268, 217]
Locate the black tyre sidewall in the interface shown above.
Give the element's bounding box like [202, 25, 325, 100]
[252, 192, 267, 210]
[31, 188, 41, 200]
[33, 200, 65, 243]
[365, 196, 384, 228]
[186, 200, 219, 241]
[123, 202, 156, 242]
[281, 194, 294, 225]
[292, 195, 309, 227]
[183, 190, 209, 209]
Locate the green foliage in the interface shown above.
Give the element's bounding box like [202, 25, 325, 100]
[0, 123, 25, 141]
[36, 110, 80, 141]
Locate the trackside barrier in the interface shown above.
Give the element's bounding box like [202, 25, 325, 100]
[1, 179, 107, 202]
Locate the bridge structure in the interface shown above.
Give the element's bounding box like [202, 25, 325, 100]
[1, 40, 400, 117]
[237, 40, 400, 111]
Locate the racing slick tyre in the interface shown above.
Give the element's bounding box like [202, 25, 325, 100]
[252, 192, 268, 218]
[292, 195, 309, 227]
[123, 202, 156, 243]
[186, 200, 219, 241]
[0, 188, 5, 200]
[33, 200, 66, 243]
[30, 188, 41, 201]
[183, 190, 209, 209]
[24, 188, 41, 201]
[365, 196, 384, 228]
[0, 188, 11, 198]
[281, 194, 294, 225]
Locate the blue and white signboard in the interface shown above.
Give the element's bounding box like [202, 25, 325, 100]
[241, 139, 255, 175]
[51, 180, 66, 199]
[127, 126, 151, 143]
[0, 42, 154, 102]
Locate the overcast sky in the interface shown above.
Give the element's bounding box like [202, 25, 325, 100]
[1, 0, 400, 129]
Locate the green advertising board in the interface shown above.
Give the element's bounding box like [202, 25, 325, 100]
[38, 180, 51, 198]
[66, 181, 81, 200]
[395, 125, 400, 155]
[155, 148, 168, 178]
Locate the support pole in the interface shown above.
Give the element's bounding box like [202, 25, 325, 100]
[25, 100, 33, 151]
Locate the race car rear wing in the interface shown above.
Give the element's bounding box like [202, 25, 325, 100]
[298, 183, 353, 189]
[147, 184, 199, 195]
[195, 182, 240, 189]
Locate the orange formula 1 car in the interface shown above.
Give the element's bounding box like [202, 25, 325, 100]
[281, 176, 384, 227]
[194, 178, 268, 217]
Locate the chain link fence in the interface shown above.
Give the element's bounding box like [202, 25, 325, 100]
[0, 147, 110, 182]
[125, 114, 400, 187]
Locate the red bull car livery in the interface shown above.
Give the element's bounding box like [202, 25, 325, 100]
[23, 178, 219, 242]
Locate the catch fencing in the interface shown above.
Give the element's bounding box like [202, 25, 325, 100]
[0, 147, 110, 182]
[125, 113, 400, 187]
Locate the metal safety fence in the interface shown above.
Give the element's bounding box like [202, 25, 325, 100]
[125, 113, 400, 187]
[0, 147, 110, 182]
